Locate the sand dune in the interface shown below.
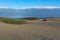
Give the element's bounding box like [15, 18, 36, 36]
[0, 20, 60, 40]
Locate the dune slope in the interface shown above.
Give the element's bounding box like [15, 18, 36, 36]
[0, 20, 60, 40]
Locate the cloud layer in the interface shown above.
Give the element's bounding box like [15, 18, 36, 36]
[0, 6, 60, 9]
[27, 6, 60, 9]
[0, 6, 7, 8]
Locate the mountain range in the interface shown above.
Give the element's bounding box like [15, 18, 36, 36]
[0, 8, 60, 18]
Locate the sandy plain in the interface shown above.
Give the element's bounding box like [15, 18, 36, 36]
[0, 20, 60, 40]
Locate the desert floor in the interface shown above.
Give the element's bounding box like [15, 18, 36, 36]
[0, 20, 60, 40]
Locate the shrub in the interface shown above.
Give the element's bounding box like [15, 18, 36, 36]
[42, 19, 47, 21]
[0, 18, 27, 24]
[23, 17, 39, 20]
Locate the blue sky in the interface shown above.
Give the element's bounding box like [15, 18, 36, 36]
[0, 0, 60, 9]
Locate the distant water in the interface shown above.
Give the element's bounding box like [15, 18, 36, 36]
[0, 8, 60, 18]
[11, 18, 23, 20]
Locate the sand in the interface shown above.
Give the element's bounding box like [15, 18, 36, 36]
[0, 20, 60, 40]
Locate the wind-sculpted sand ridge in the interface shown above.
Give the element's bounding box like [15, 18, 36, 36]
[0, 20, 60, 40]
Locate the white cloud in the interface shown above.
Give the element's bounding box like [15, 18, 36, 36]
[19, 6, 60, 9]
[29, 6, 60, 9]
[39, 6, 60, 9]
[0, 6, 60, 9]
[0, 6, 7, 8]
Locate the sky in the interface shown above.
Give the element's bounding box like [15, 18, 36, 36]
[0, 0, 60, 9]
